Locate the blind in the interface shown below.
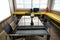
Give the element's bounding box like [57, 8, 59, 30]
[0, 0, 11, 22]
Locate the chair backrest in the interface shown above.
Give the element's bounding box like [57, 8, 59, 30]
[44, 21, 50, 29]
[13, 15, 18, 24]
[10, 21, 16, 30]
[4, 22, 13, 34]
[33, 8, 39, 12]
[30, 9, 32, 13]
[44, 16, 50, 22]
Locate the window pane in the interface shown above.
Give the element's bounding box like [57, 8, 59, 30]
[0, 0, 11, 22]
[52, 0, 60, 11]
[17, 4, 24, 8]
[32, 0, 40, 8]
[40, 0, 48, 9]
[16, 0, 24, 8]
[24, 0, 31, 9]
[24, 4, 31, 9]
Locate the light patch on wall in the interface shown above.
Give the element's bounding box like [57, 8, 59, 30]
[9, 0, 14, 12]
[0, 0, 11, 22]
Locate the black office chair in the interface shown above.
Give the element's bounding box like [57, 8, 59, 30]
[44, 16, 51, 22]
[4, 22, 13, 34]
[12, 15, 18, 25]
[33, 8, 39, 12]
[44, 16, 51, 29]
[30, 9, 32, 13]
[4, 22, 24, 40]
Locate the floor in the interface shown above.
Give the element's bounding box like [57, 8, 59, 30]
[49, 24, 60, 40]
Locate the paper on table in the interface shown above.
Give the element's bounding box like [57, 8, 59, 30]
[18, 16, 43, 26]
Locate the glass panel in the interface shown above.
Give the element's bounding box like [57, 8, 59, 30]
[15, 0, 48, 9]
[24, 4, 31, 9]
[52, 0, 60, 11]
[32, 0, 40, 8]
[24, 0, 31, 9]
[16, 0, 24, 8]
[40, 0, 48, 9]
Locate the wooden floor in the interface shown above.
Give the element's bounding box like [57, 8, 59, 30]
[49, 24, 60, 40]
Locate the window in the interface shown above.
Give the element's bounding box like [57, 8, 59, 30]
[24, 0, 31, 9]
[52, 0, 60, 11]
[32, 0, 40, 8]
[40, 0, 48, 9]
[15, 0, 48, 9]
[16, 0, 24, 9]
[0, 0, 11, 22]
[15, 0, 31, 9]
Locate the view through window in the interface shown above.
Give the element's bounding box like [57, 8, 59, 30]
[15, 0, 48, 9]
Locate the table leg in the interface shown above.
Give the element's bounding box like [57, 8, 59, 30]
[47, 35, 50, 40]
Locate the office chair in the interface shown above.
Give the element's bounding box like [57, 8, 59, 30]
[30, 9, 32, 13]
[12, 15, 18, 25]
[33, 8, 39, 12]
[4, 22, 13, 34]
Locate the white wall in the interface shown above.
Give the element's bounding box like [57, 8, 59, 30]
[0, 0, 11, 22]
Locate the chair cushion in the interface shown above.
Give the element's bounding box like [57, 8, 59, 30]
[4, 22, 13, 34]
[13, 15, 18, 24]
[10, 21, 16, 30]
